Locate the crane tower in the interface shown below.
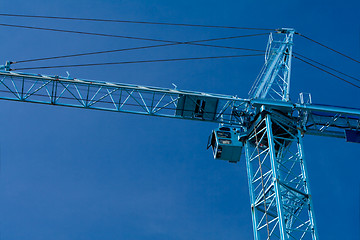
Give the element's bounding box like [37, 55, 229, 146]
[1, 28, 359, 240]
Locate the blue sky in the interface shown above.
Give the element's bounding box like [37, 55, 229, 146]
[0, 0, 359, 239]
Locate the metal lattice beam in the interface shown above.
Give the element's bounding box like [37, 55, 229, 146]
[0, 71, 359, 139]
[0, 71, 360, 138]
[245, 109, 319, 240]
[0, 71, 248, 125]
[249, 29, 294, 101]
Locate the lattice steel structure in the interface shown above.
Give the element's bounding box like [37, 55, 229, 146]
[249, 29, 294, 101]
[1, 28, 359, 240]
[245, 109, 318, 240]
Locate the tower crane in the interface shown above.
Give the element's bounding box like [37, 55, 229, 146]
[1, 28, 359, 240]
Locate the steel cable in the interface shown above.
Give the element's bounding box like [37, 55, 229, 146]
[0, 13, 274, 31]
[13, 35, 265, 64]
[0, 23, 269, 43]
[298, 33, 360, 64]
[294, 55, 360, 89]
[12, 54, 263, 71]
[294, 52, 360, 83]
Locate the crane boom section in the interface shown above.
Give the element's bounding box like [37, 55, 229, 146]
[0, 71, 358, 140]
[250, 99, 360, 139]
[0, 70, 246, 125]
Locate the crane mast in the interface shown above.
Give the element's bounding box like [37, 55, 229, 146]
[1, 28, 359, 240]
[249, 28, 294, 101]
[243, 29, 318, 240]
[244, 108, 319, 239]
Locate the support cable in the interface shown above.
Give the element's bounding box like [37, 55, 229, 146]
[294, 55, 360, 89]
[294, 52, 360, 83]
[0, 13, 275, 31]
[12, 54, 263, 71]
[0, 22, 269, 43]
[0, 22, 180, 43]
[13, 35, 265, 64]
[297, 33, 360, 64]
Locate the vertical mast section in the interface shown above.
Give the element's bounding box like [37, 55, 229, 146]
[249, 29, 294, 101]
[245, 109, 319, 240]
[245, 28, 319, 239]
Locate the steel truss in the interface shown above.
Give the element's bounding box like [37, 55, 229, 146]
[0, 71, 359, 139]
[245, 109, 318, 240]
[249, 29, 294, 101]
[0, 71, 246, 125]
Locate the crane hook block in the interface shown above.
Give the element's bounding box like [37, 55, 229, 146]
[207, 127, 245, 163]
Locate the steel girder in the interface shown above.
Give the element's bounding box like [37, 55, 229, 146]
[245, 109, 318, 240]
[249, 29, 294, 101]
[0, 70, 359, 140]
[250, 99, 360, 139]
[0, 70, 247, 125]
[301, 109, 360, 138]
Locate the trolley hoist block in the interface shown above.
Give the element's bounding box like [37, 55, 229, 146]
[207, 126, 245, 163]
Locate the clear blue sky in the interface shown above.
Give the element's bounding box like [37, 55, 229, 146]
[0, 0, 359, 239]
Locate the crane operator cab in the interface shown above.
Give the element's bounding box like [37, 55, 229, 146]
[207, 127, 246, 163]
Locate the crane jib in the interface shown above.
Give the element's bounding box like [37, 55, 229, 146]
[0, 70, 358, 141]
